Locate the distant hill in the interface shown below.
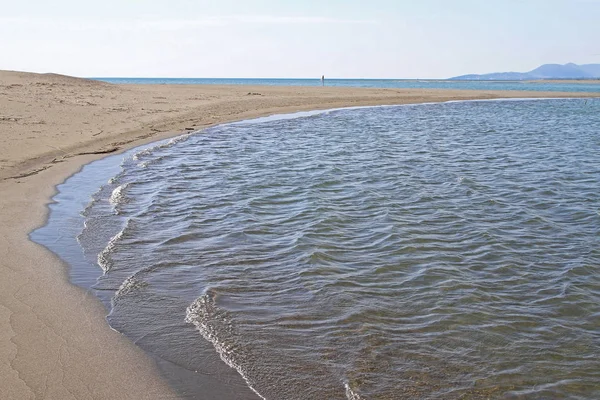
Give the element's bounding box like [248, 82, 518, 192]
[450, 63, 600, 80]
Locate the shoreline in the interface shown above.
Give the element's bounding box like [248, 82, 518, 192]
[37, 96, 596, 400]
[1, 70, 598, 399]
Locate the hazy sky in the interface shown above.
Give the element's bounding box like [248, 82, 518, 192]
[1, 0, 599, 78]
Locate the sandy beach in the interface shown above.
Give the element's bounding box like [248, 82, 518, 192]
[0, 70, 597, 399]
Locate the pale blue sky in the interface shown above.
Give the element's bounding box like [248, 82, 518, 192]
[1, 0, 598, 78]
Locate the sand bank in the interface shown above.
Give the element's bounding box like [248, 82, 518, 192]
[0, 70, 597, 399]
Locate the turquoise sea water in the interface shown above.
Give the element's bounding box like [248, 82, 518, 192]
[34, 99, 600, 399]
[93, 77, 600, 93]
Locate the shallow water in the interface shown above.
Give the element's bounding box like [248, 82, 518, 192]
[34, 99, 600, 399]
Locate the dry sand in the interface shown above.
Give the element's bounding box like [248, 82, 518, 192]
[0, 70, 597, 399]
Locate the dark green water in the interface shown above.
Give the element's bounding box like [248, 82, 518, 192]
[35, 99, 600, 399]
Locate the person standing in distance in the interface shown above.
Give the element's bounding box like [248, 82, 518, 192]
[321, 75, 325, 87]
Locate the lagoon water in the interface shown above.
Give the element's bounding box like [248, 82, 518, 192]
[34, 99, 600, 399]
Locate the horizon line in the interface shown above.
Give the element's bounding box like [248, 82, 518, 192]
[88, 76, 450, 80]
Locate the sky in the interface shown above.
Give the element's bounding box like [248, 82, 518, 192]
[1, 0, 599, 79]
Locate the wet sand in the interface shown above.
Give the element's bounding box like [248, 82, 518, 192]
[0, 70, 597, 399]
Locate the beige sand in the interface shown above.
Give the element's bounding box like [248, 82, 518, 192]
[0, 70, 597, 399]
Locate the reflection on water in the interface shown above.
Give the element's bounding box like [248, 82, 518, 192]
[36, 99, 600, 399]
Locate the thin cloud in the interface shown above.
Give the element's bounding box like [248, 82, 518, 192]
[218, 15, 375, 24]
[1, 15, 376, 31]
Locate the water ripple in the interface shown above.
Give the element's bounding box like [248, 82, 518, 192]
[83, 99, 600, 399]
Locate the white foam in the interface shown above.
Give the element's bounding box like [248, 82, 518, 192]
[109, 183, 129, 207]
[185, 293, 267, 400]
[133, 133, 192, 161]
[132, 147, 153, 161]
[97, 219, 130, 274]
[114, 274, 148, 301]
[344, 382, 365, 400]
[137, 155, 165, 169]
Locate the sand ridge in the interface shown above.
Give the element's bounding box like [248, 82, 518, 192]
[2, 70, 596, 182]
[0, 70, 598, 399]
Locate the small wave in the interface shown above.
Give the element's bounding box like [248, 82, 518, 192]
[97, 219, 130, 274]
[109, 183, 129, 212]
[114, 274, 148, 301]
[344, 382, 365, 400]
[137, 155, 165, 169]
[185, 291, 267, 400]
[107, 170, 126, 185]
[133, 133, 192, 161]
[132, 147, 154, 161]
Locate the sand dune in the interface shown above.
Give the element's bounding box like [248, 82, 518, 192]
[0, 70, 596, 399]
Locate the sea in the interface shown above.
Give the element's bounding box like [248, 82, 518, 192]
[32, 98, 600, 399]
[93, 77, 600, 93]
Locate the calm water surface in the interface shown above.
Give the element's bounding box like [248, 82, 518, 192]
[35, 99, 600, 399]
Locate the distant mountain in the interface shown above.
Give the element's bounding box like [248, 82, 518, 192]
[450, 63, 600, 80]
